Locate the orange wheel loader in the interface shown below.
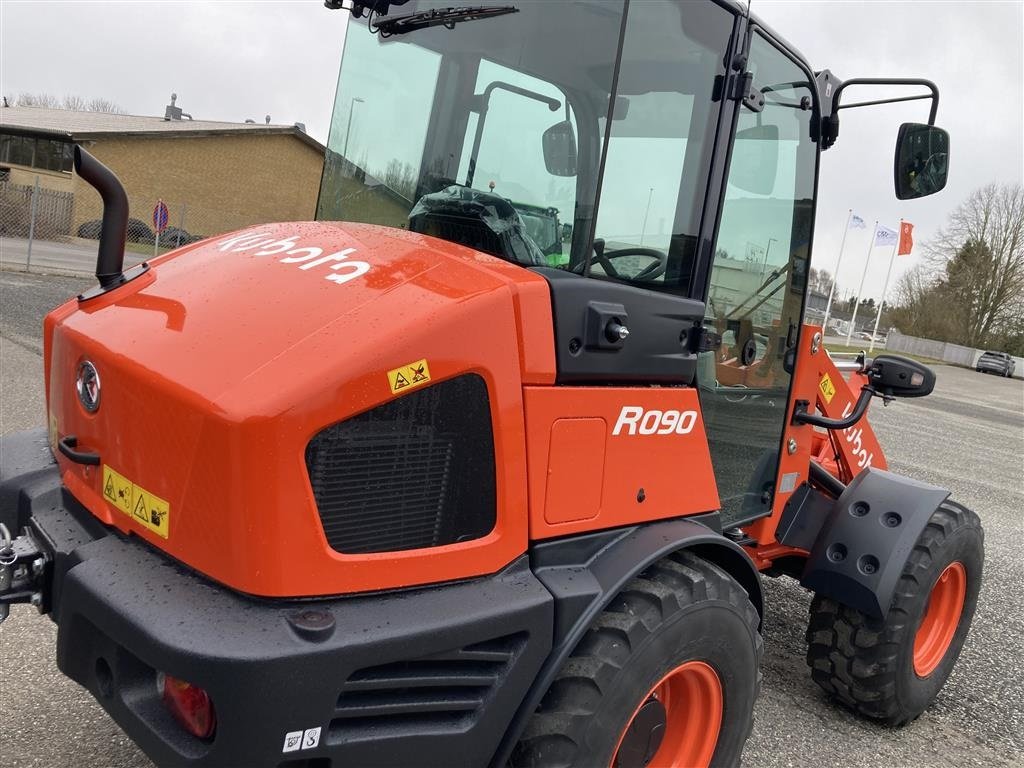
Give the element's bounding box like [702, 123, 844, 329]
[0, 2, 980, 766]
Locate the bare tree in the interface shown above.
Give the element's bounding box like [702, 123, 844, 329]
[925, 184, 1024, 347]
[889, 264, 956, 340]
[86, 97, 125, 114]
[13, 92, 125, 113]
[61, 94, 87, 111]
[16, 91, 59, 108]
[807, 267, 835, 296]
[380, 159, 417, 202]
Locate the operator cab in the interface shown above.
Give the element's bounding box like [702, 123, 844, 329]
[317, 0, 949, 528]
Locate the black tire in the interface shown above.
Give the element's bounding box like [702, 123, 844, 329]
[806, 500, 983, 725]
[512, 551, 762, 768]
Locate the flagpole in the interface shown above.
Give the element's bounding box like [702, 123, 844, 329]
[822, 208, 852, 335]
[870, 218, 901, 353]
[846, 220, 878, 347]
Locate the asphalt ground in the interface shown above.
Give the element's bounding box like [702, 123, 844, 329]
[1, 270, 1022, 768]
[0, 237, 146, 277]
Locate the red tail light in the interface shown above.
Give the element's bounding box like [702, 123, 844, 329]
[158, 672, 216, 740]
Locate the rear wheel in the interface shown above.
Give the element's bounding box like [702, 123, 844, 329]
[511, 551, 761, 768]
[806, 501, 983, 725]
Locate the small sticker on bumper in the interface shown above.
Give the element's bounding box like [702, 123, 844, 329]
[282, 727, 321, 753]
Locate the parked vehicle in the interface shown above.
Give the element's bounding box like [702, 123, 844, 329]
[78, 217, 154, 243]
[138, 226, 200, 247]
[976, 350, 1016, 377]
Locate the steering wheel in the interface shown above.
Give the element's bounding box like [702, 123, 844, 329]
[596, 247, 669, 281]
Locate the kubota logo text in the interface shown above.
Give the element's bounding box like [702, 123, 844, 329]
[612, 407, 698, 436]
[217, 231, 370, 285]
[840, 401, 874, 469]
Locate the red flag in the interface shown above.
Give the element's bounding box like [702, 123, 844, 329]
[898, 221, 914, 255]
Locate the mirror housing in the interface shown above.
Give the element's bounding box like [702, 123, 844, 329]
[542, 120, 577, 177]
[729, 124, 779, 195]
[894, 123, 949, 199]
[866, 354, 935, 398]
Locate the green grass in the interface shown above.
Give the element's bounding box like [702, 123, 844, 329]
[825, 343, 943, 366]
[124, 241, 177, 258]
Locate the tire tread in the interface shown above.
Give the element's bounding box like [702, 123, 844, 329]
[805, 500, 982, 725]
[511, 551, 762, 767]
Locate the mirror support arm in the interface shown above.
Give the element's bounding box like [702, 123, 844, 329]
[465, 81, 561, 187]
[821, 77, 939, 149]
[792, 386, 875, 430]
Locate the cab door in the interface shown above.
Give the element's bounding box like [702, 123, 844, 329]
[698, 31, 818, 529]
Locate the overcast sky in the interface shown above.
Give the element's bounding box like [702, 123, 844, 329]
[2, 0, 1021, 301]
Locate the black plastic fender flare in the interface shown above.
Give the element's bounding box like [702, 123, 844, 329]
[489, 515, 763, 768]
[781, 467, 950, 620]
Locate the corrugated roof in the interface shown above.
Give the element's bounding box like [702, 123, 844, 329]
[0, 106, 324, 153]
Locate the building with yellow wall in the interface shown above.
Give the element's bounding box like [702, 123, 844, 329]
[0, 104, 325, 241]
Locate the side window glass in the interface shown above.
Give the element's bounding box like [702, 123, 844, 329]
[588, 0, 732, 291]
[699, 33, 816, 526]
[455, 60, 577, 266]
[317, 29, 442, 227]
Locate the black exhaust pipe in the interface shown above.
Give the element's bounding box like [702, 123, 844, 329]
[74, 146, 128, 289]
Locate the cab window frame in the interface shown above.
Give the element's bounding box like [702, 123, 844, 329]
[698, 21, 823, 308]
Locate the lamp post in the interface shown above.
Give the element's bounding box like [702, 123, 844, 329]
[639, 187, 654, 245]
[760, 237, 777, 281]
[342, 96, 365, 160]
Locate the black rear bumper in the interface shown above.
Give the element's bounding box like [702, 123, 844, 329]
[1, 429, 553, 768]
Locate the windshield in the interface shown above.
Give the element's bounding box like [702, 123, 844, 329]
[317, 0, 733, 292]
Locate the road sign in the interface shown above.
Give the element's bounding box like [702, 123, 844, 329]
[153, 200, 169, 234]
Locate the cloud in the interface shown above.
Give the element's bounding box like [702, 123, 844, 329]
[759, 0, 1023, 299]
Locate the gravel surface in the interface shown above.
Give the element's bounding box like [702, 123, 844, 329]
[1, 270, 1021, 767]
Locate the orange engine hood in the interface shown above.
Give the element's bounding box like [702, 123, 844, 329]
[44, 221, 555, 596]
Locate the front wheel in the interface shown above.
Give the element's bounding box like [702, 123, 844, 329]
[806, 500, 983, 725]
[512, 551, 762, 768]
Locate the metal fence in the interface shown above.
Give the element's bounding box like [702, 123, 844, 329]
[74, 195, 243, 255]
[0, 179, 74, 240]
[887, 329, 1023, 378]
[0, 176, 260, 273]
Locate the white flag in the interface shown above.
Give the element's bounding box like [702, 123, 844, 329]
[875, 225, 898, 247]
[850, 214, 866, 229]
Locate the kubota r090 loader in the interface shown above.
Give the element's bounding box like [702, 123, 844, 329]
[0, 1, 980, 766]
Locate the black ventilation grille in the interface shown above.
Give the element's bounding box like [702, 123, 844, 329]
[331, 633, 526, 738]
[305, 374, 496, 554]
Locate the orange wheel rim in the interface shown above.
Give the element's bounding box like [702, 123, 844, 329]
[611, 660, 723, 768]
[913, 561, 967, 677]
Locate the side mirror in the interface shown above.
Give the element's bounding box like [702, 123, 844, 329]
[866, 354, 935, 398]
[542, 120, 577, 177]
[894, 123, 949, 199]
[729, 124, 779, 195]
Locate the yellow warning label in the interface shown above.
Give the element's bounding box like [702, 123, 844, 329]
[819, 373, 837, 404]
[387, 358, 431, 394]
[102, 465, 134, 516]
[102, 465, 169, 538]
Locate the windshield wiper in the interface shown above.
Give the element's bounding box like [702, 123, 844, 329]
[372, 5, 518, 36]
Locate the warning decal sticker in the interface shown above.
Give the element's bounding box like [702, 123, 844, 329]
[819, 373, 837, 405]
[387, 359, 431, 394]
[102, 465, 170, 538]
